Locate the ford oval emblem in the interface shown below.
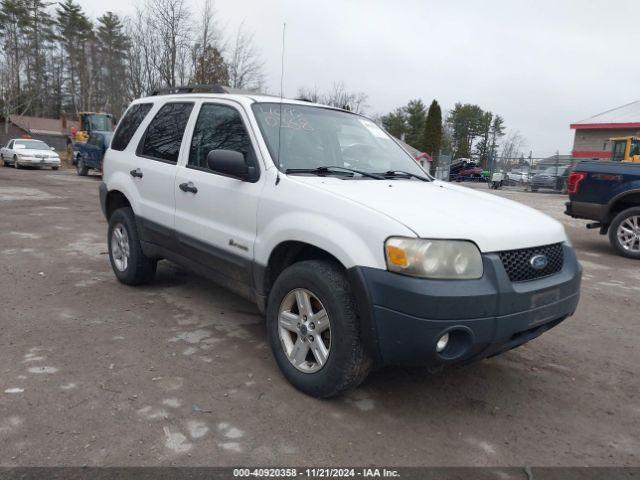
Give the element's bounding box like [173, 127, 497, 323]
[530, 254, 548, 270]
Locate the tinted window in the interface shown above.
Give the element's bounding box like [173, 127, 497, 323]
[111, 103, 152, 151]
[139, 103, 194, 163]
[188, 104, 256, 170]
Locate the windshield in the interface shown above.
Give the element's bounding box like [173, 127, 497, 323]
[85, 114, 113, 132]
[542, 166, 563, 175]
[251, 103, 427, 177]
[15, 140, 49, 150]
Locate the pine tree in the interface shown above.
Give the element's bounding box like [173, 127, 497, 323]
[380, 107, 407, 139]
[404, 99, 427, 149]
[422, 99, 442, 156]
[193, 45, 229, 85]
[56, 0, 93, 113]
[22, 0, 55, 115]
[96, 11, 130, 115]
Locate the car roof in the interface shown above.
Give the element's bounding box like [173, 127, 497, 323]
[130, 92, 347, 112]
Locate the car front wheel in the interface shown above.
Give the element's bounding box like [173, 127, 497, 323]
[609, 207, 640, 259]
[76, 158, 88, 176]
[108, 207, 157, 284]
[266, 260, 372, 398]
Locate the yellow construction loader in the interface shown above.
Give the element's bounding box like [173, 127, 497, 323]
[610, 136, 640, 163]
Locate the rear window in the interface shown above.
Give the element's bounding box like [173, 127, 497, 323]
[111, 103, 153, 151]
[138, 102, 194, 163]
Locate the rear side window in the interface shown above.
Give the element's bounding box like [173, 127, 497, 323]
[138, 102, 194, 163]
[111, 103, 152, 151]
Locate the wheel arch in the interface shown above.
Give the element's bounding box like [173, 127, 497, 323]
[608, 189, 640, 222]
[105, 189, 132, 221]
[260, 241, 345, 299]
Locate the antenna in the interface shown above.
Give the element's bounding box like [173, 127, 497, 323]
[276, 22, 286, 182]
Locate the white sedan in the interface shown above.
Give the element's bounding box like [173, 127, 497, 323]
[1, 138, 61, 170]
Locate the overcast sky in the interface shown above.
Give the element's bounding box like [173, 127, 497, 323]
[77, 0, 639, 156]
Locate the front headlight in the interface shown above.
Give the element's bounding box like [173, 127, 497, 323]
[385, 237, 483, 279]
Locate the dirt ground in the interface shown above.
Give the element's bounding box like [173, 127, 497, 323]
[0, 168, 638, 467]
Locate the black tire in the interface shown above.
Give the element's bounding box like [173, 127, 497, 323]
[76, 158, 88, 176]
[52, 166, 59, 170]
[266, 260, 372, 398]
[530, 186, 538, 192]
[13, 156, 21, 169]
[107, 207, 157, 285]
[608, 207, 640, 259]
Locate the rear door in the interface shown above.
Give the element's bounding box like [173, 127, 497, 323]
[132, 101, 195, 246]
[173, 101, 264, 288]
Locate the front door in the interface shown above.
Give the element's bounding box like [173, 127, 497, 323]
[173, 101, 264, 289]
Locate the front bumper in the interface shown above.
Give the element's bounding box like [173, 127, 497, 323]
[348, 244, 581, 367]
[531, 179, 557, 189]
[16, 157, 60, 166]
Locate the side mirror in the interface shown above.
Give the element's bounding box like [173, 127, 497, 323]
[50, 147, 55, 151]
[206, 149, 253, 180]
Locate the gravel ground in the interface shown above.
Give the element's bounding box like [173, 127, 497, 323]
[0, 168, 638, 467]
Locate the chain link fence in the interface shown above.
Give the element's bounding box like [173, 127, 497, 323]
[431, 153, 576, 193]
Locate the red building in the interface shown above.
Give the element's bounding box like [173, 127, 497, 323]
[570, 100, 640, 160]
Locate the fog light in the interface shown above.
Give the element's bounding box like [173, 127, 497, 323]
[436, 333, 450, 353]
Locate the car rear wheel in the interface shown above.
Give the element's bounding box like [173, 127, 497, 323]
[266, 260, 372, 398]
[609, 207, 640, 259]
[108, 207, 157, 284]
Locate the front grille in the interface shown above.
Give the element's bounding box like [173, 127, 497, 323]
[498, 243, 564, 282]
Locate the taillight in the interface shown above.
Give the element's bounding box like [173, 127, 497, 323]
[567, 172, 587, 195]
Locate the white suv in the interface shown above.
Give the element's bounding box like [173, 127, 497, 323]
[100, 87, 582, 398]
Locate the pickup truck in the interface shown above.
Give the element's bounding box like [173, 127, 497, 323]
[565, 161, 640, 258]
[73, 131, 112, 176]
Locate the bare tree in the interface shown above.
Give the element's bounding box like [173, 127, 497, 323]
[147, 0, 191, 88]
[125, 10, 161, 97]
[227, 21, 265, 91]
[297, 82, 368, 113]
[500, 130, 526, 160]
[191, 0, 228, 85]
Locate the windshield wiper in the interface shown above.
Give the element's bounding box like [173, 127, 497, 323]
[381, 170, 430, 181]
[285, 166, 384, 180]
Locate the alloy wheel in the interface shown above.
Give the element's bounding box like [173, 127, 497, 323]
[111, 223, 130, 271]
[278, 288, 331, 373]
[617, 216, 640, 253]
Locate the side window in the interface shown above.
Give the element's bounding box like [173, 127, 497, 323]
[138, 102, 194, 163]
[188, 103, 257, 171]
[111, 103, 153, 151]
[7, 140, 13, 149]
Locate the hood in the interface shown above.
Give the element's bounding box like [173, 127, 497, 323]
[289, 177, 567, 252]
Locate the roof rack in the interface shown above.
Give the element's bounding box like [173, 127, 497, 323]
[151, 84, 229, 96]
[150, 84, 264, 96]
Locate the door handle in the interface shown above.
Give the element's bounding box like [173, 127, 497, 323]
[130, 168, 143, 178]
[179, 182, 198, 194]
